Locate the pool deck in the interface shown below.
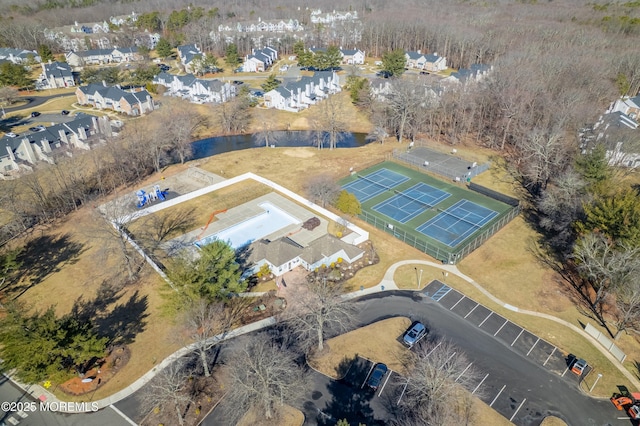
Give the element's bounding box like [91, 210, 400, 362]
[164, 192, 330, 255]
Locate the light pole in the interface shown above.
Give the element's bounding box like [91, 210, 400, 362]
[442, 271, 448, 283]
[590, 373, 603, 392]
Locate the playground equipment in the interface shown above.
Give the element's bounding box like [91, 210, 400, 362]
[196, 209, 228, 240]
[136, 185, 168, 208]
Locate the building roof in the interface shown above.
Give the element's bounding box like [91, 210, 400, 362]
[424, 53, 443, 62]
[250, 238, 303, 267]
[406, 51, 425, 60]
[73, 48, 113, 57]
[44, 61, 73, 78]
[177, 44, 202, 65]
[299, 234, 364, 265]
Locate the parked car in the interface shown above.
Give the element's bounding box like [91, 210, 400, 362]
[232, 80, 244, 85]
[571, 358, 587, 376]
[403, 322, 427, 347]
[30, 111, 41, 117]
[5, 132, 18, 138]
[367, 363, 388, 390]
[29, 125, 46, 132]
[61, 110, 70, 115]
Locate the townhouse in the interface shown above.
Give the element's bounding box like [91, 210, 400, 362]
[76, 83, 154, 115]
[263, 71, 341, 112]
[153, 72, 235, 104]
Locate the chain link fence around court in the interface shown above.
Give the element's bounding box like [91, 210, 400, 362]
[357, 180, 521, 264]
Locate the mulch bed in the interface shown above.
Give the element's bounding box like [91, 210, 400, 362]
[58, 345, 130, 396]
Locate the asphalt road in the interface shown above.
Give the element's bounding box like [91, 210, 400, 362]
[3, 92, 74, 114]
[351, 292, 617, 426]
[0, 375, 132, 426]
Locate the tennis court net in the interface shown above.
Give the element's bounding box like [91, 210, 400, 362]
[357, 174, 395, 192]
[393, 190, 436, 211]
[435, 207, 482, 228]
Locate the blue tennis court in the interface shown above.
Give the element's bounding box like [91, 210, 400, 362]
[342, 168, 409, 202]
[417, 199, 498, 247]
[372, 183, 451, 223]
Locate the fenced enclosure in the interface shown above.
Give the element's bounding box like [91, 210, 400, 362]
[392, 145, 491, 181]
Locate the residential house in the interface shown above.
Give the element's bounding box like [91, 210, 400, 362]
[340, 48, 365, 65]
[309, 47, 365, 65]
[177, 44, 203, 73]
[263, 71, 341, 112]
[423, 53, 447, 72]
[609, 95, 640, 120]
[0, 115, 111, 176]
[242, 46, 278, 72]
[39, 61, 75, 89]
[405, 51, 427, 69]
[248, 233, 364, 277]
[581, 108, 640, 169]
[65, 46, 139, 66]
[444, 64, 493, 86]
[76, 83, 154, 115]
[310, 9, 359, 24]
[153, 72, 235, 104]
[0, 48, 40, 64]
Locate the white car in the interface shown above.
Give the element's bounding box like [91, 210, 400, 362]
[6, 132, 18, 138]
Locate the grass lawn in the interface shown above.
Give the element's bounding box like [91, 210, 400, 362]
[309, 317, 513, 426]
[237, 404, 304, 426]
[309, 317, 412, 378]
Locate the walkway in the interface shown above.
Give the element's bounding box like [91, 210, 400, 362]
[7, 258, 640, 415]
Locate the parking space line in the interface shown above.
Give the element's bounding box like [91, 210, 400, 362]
[561, 367, 569, 377]
[526, 337, 540, 356]
[441, 352, 457, 368]
[511, 329, 524, 346]
[426, 341, 442, 356]
[494, 319, 509, 336]
[543, 347, 556, 366]
[378, 371, 392, 397]
[455, 362, 473, 382]
[490, 385, 506, 407]
[509, 398, 527, 421]
[397, 379, 409, 405]
[464, 303, 479, 319]
[361, 363, 375, 389]
[478, 311, 493, 327]
[450, 295, 466, 310]
[473, 373, 489, 394]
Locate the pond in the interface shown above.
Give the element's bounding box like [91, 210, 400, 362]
[191, 131, 369, 160]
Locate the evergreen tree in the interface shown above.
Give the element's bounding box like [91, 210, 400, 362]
[225, 44, 241, 69]
[0, 62, 33, 89]
[575, 144, 611, 189]
[155, 38, 173, 59]
[576, 188, 640, 246]
[37, 45, 54, 62]
[261, 73, 281, 92]
[168, 240, 247, 302]
[381, 49, 407, 77]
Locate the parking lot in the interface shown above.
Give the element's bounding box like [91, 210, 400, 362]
[423, 280, 589, 424]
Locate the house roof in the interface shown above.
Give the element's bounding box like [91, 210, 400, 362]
[249, 237, 303, 267]
[424, 53, 443, 62]
[73, 48, 113, 57]
[340, 49, 361, 56]
[0, 48, 37, 60]
[177, 44, 202, 65]
[44, 61, 73, 79]
[79, 83, 152, 104]
[299, 234, 364, 265]
[113, 46, 138, 54]
[406, 51, 425, 60]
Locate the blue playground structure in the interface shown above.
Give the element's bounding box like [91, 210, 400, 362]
[136, 185, 168, 208]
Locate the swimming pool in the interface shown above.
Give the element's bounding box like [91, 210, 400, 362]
[195, 202, 300, 249]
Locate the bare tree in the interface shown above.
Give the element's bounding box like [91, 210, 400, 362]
[613, 280, 640, 339]
[305, 174, 341, 208]
[225, 333, 308, 422]
[216, 93, 251, 134]
[283, 276, 354, 353]
[395, 340, 483, 425]
[181, 299, 233, 377]
[140, 359, 193, 426]
[254, 121, 278, 148]
[572, 232, 640, 335]
[386, 79, 429, 144]
[153, 98, 208, 164]
[133, 207, 196, 257]
[318, 95, 347, 150]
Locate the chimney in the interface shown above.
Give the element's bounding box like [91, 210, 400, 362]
[78, 126, 87, 140]
[6, 146, 15, 161]
[417, 49, 421, 54]
[91, 116, 98, 130]
[41, 139, 52, 153]
[102, 80, 107, 87]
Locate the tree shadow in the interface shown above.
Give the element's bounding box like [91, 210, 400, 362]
[9, 233, 85, 299]
[313, 355, 383, 426]
[69, 280, 149, 346]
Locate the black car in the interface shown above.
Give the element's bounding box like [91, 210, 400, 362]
[30, 111, 41, 117]
[61, 110, 70, 115]
[367, 363, 388, 390]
